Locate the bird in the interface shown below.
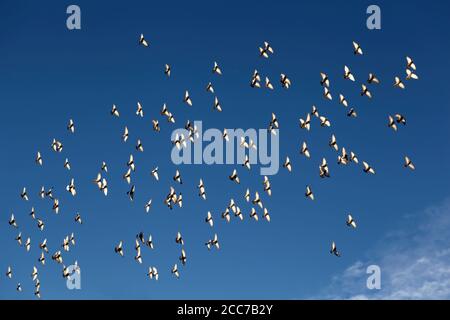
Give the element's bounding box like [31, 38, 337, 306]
[363, 161, 376, 174]
[395, 114, 407, 126]
[406, 56, 417, 70]
[136, 102, 144, 117]
[320, 72, 330, 88]
[252, 192, 263, 209]
[172, 264, 180, 278]
[206, 234, 220, 250]
[139, 33, 148, 47]
[35, 151, 43, 166]
[62, 236, 70, 251]
[135, 139, 144, 152]
[394, 76, 405, 89]
[67, 119, 75, 133]
[38, 252, 45, 265]
[361, 84, 372, 98]
[305, 186, 314, 200]
[283, 157, 292, 172]
[404, 156, 415, 170]
[352, 41, 363, 55]
[173, 133, 187, 150]
[147, 267, 159, 280]
[300, 141, 311, 158]
[152, 119, 160, 132]
[346, 214, 357, 229]
[265, 77, 274, 90]
[329, 134, 338, 151]
[213, 97, 222, 112]
[347, 108, 357, 118]
[344, 66, 355, 82]
[235, 206, 244, 221]
[51, 197, 59, 213]
[299, 114, 311, 131]
[311, 105, 320, 118]
[280, 74, 291, 88]
[259, 41, 274, 58]
[64, 158, 71, 170]
[250, 70, 261, 88]
[268, 113, 279, 135]
[134, 240, 142, 264]
[330, 241, 341, 257]
[206, 82, 214, 93]
[222, 208, 231, 223]
[184, 90, 193, 106]
[146, 235, 154, 249]
[51, 138, 63, 152]
[263, 208, 271, 222]
[111, 104, 120, 117]
[6, 266, 12, 278]
[164, 64, 171, 77]
[127, 185, 136, 201]
[52, 251, 63, 264]
[319, 158, 330, 178]
[151, 167, 159, 181]
[323, 87, 333, 100]
[179, 248, 187, 266]
[320, 116, 331, 127]
[250, 208, 259, 221]
[173, 169, 182, 184]
[368, 73, 380, 84]
[229, 169, 240, 184]
[198, 179, 206, 200]
[244, 189, 250, 202]
[25, 237, 31, 252]
[31, 266, 38, 281]
[337, 148, 349, 165]
[125, 156, 135, 174]
[388, 115, 398, 132]
[75, 213, 83, 224]
[339, 94, 348, 107]
[406, 69, 419, 80]
[15, 232, 22, 245]
[212, 61, 222, 75]
[175, 232, 184, 246]
[66, 178, 76, 196]
[205, 211, 214, 227]
[101, 161, 108, 172]
[21, 187, 29, 201]
[122, 126, 129, 142]
[263, 176, 272, 196]
[115, 241, 124, 257]
[242, 155, 251, 170]
[137, 232, 145, 244]
[37, 219, 44, 231]
[145, 199, 152, 213]
[9, 214, 18, 228]
[39, 239, 48, 252]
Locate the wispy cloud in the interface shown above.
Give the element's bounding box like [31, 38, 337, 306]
[320, 198, 450, 300]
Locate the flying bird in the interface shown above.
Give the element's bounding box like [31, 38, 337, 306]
[344, 66, 355, 82]
[330, 241, 341, 257]
[139, 33, 149, 47]
[404, 156, 415, 170]
[212, 61, 222, 75]
[346, 215, 357, 229]
[352, 41, 363, 55]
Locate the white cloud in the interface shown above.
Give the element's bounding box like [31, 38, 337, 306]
[320, 198, 450, 300]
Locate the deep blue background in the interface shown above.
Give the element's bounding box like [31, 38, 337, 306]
[0, 0, 449, 299]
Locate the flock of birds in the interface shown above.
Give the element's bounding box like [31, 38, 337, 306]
[3, 35, 418, 298]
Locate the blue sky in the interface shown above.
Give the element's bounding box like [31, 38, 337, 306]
[0, 0, 449, 299]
